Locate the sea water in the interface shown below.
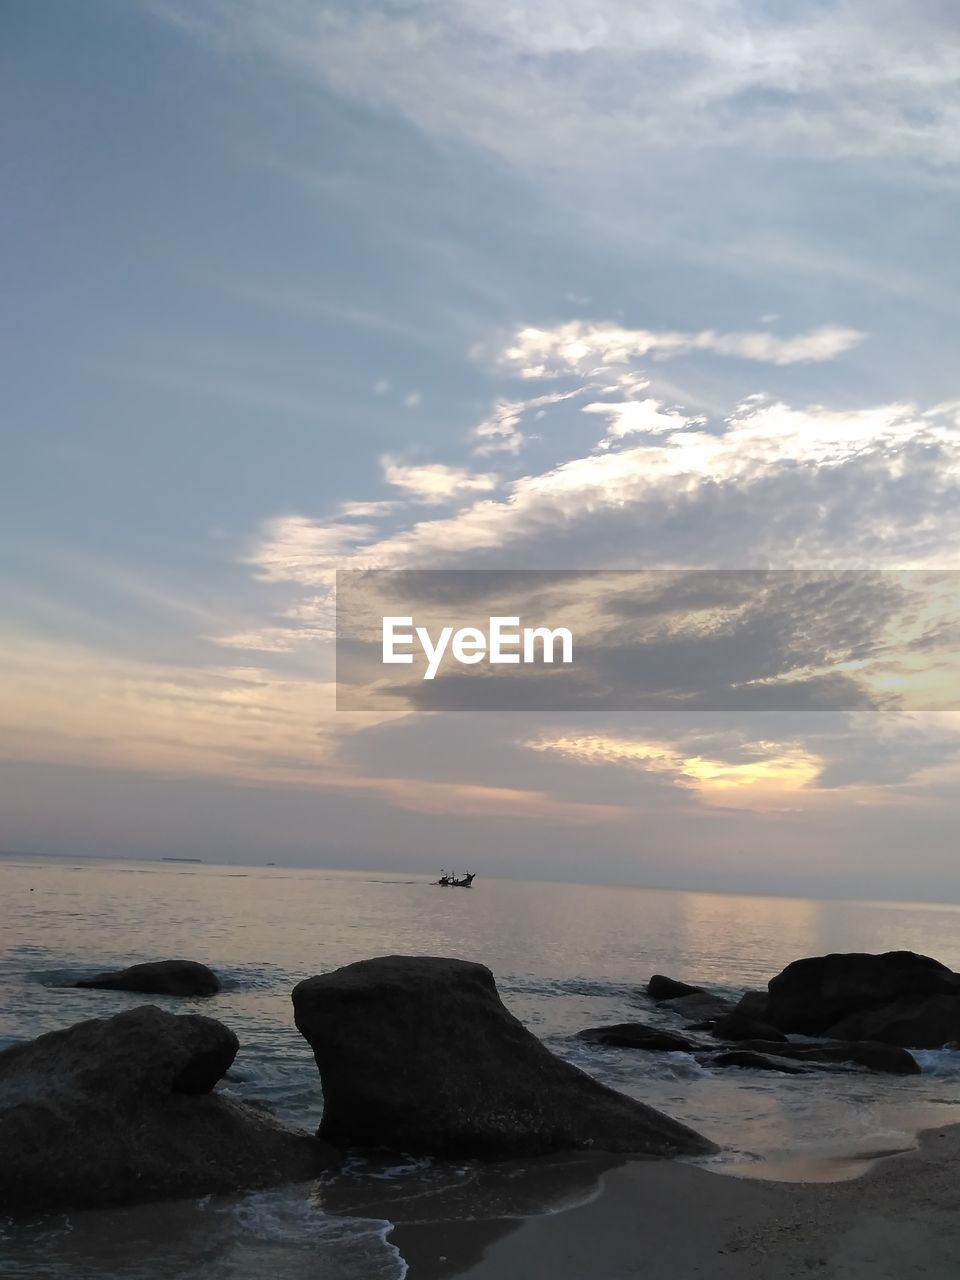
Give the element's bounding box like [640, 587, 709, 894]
[3, 857, 960, 1277]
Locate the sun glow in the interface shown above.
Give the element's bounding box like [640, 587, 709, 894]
[525, 733, 822, 805]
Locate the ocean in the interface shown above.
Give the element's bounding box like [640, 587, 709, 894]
[3, 856, 960, 1278]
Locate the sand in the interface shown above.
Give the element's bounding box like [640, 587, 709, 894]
[390, 1126, 960, 1279]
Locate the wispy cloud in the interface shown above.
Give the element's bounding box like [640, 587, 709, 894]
[503, 321, 864, 378]
[148, 1, 960, 173]
[471, 390, 585, 455]
[382, 457, 499, 503]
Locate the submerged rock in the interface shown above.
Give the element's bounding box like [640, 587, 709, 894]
[766, 951, 958, 1036]
[841, 1041, 922, 1075]
[730, 1038, 920, 1076]
[0, 1006, 330, 1215]
[293, 955, 716, 1160]
[646, 974, 706, 1002]
[710, 1049, 808, 1075]
[73, 959, 221, 997]
[578, 1023, 695, 1052]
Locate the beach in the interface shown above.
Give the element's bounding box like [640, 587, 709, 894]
[392, 1127, 960, 1279]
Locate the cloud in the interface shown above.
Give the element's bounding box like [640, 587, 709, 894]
[335, 568, 959, 718]
[471, 390, 584, 455]
[585, 397, 706, 444]
[149, 1, 960, 174]
[382, 457, 499, 504]
[525, 731, 823, 808]
[239, 368, 960, 828]
[253, 387, 960, 587]
[0, 628, 633, 826]
[338, 500, 397, 518]
[0, 630, 342, 783]
[503, 321, 864, 378]
[250, 515, 375, 584]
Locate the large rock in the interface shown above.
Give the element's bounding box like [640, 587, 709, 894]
[765, 951, 959, 1036]
[646, 974, 706, 1002]
[827, 995, 960, 1050]
[293, 956, 716, 1159]
[577, 1023, 695, 1052]
[0, 1006, 330, 1215]
[74, 959, 221, 997]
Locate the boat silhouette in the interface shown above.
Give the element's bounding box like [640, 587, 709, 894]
[436, 870, 476, 887]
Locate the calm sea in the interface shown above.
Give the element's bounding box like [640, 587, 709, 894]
[3, 856, 960, 1278]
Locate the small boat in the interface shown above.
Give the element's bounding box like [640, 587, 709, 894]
[436, 870, 476, 887]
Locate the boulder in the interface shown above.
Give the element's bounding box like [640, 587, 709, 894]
[577, 1023, 695, 1052]
[73, 959, 221, 997]
[647, 974, 706, 1002]
[0, 1005, 330, 1215]
[710, 1050, 808, 1075]
[731, 990, 770, 1021]
[765, 951, 958, 1035]
[709, 989, 782, 1041]
[827, 995, 960, 1050]
[845, 1041, 922, 1074]
[711, 1012, 788, 1043]
[661, 992, 733, 1023]
[293, 956, 716, 1159]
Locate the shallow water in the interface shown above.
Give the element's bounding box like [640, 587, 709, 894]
[3, 856, 960, 1277]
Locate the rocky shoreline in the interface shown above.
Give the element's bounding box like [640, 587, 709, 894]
[577, 949, 960, 1078]
[4, 947, 959, 1220]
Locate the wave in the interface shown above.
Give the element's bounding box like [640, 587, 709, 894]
[229, 1193, 407, 1280]
[911, 1047, 960, 1077]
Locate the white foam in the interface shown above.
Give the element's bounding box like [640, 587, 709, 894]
[230, 1193, 407, 1280]
[910, 1047, 960, 1077]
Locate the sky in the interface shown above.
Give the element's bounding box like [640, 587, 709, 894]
[2, 0, 959, 898]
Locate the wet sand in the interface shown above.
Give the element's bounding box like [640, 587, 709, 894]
[393, 1126, 960, 1279]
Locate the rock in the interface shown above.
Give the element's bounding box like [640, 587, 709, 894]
[766, 951, 958, 1036]
[731, 990, 770, 1021]
[661, 992, 733, 1022]
[710, 989, 782, 1041]
[845, 1041, 922, 1074]
[293, 955, 716, 1159]
[74, 959, 221, 997]
[710, 1050, 808, 1075]
[732, 1039, 920, 1075]
[711, 1012, 788, 1043]
[577, 1023, 695, 1052]
[0, 1005, 330, 1215]
[647, 975, 706, 1001]
[827, 995, 960, 1050]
